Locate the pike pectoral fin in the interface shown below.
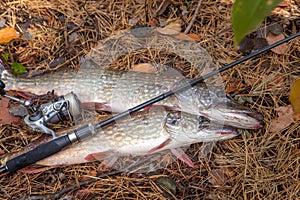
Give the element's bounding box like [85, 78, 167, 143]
[84, 150, 115, 161]
[171, 148, 194, 168]
[147, 138, 172, 154]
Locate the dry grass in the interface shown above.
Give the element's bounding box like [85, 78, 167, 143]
[0, 0, 299, 199]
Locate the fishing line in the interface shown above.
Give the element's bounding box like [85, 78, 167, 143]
[0, 31, 299, 175]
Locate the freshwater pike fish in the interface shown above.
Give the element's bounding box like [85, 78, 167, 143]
[17, 109, 237, 168]
[0, 64, 263, 129]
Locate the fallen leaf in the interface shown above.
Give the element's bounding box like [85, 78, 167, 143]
[10, 62, 27, 75]
[226, 78, 244, 93]
[266, 74, 284, 89]
[0, 27, 19, 44]
[148, 18, 159, 27]
[252, 37, 269, 51]
[154, 177, 177, 198]
[269, 105, 294, 132]
[157, 21, 182, 36]
[266, 32, 288, 54]
[209, 169, 227, 186]
[267, 23, 283, 35]
[0, 93, 22, 125]
[131, 63, 156, 74]
[289, 79, 300, 120]
[278, 0, 289, 7]
[0, 149, 4, 156]
[238, 36, 254, 54]
[187, 33, 200, 41]
[173, 32, 196, 41]
[164, 21, 181, 32]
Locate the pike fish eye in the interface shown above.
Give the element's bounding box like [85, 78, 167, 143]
[166, 112, 181, 126]
[197, 116, 210, 129]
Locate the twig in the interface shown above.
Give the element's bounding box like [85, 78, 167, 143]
[184, 0, 202, 34]
[28, 155, 156, 199]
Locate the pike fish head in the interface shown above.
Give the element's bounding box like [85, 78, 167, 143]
[164, 111, 238, 143]
[176, 83, 263, 129]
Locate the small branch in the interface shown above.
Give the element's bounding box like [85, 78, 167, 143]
[28, 155, 156, 199]
[184, 0, 202, 34]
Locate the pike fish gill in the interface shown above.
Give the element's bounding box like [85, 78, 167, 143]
[0, 66, 263, 129]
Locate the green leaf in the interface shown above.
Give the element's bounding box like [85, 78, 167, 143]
[11, 62, 27, 75]
[184, 0, 190, 6]
[232, 0, 282, 46]
[2, 54, 9, 61]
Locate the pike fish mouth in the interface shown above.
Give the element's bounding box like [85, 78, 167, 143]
[200, 102, 264, 129]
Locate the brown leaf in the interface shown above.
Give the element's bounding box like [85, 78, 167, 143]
[278, 0, 289, 7]
[187, 33, 200, 41]
[157, 27, 179, 36]
[266, 32, 288, 54]
[289, 79, 300, 120]
[266, 74, 284, 89]
[148, 18, 159, 27]
[225, 78, 244, 93]
[269, 105, 294, 132]
[0, 149, 4, 156]
[0, 92, 22, 125]
[131, 63, 156, 74]
[209, 169, 227, 186]
[173, 32, 196, 41]
[157, 21, 182, 36]
[0, 27, 19, 44]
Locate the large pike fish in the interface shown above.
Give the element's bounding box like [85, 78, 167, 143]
[2, 109, 237, 168]
[0, 65, 263, 129]
[0, 27, 263, 129]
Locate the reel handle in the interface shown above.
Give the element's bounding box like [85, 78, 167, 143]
[0, 79, 6, 95]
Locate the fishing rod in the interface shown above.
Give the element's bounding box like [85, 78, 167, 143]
[0, 31, 299, 175]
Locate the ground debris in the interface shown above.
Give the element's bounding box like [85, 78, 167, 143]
[0, 0, 299, 199]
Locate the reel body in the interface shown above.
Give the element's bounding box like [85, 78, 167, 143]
[0, 80, 82, 138]
[24, 92, 82, 137]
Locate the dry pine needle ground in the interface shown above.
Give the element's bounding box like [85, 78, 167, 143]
[0, 0, 299, 199]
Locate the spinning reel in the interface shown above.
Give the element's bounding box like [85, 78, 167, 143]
[0, 80, 83, 138]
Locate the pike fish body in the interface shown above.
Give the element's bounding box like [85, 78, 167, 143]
[0, 67, 263, 129]
[37, 110, 237, 167]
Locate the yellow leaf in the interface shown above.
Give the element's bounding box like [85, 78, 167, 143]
[289, 78, 300, 120]
[0, 27, 19, 44]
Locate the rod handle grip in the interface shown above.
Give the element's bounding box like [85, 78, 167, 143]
[5, 135, 71, 173]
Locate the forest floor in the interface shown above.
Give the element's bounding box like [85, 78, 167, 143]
[0, 0, 299, 199]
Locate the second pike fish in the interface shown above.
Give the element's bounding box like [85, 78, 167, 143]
[0, 65, 263, 129]
[27, 109, 238, 168]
